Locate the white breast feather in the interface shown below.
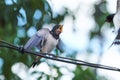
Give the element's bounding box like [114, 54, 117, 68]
[113, 13, 120, 32]
[41, 33, 58, 53]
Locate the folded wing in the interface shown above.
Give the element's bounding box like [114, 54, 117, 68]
[56, 39, 65, 53]
[24, 28, 49, 50]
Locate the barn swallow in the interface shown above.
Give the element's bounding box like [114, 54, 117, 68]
[105, 0, 120, 46]
[24, 24, 64, 67]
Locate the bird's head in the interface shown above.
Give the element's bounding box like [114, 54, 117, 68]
[105, 14, 115, 23]
[50, 24, 63, 39]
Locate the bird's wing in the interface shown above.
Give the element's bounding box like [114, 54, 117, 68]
[24, 28, 49, 50]
[117, 0, 120, 13]
[56, 39, 65, 53]
[109, 28, 120, 48]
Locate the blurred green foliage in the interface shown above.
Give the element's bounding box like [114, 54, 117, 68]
[0, 0, 111, 80]
[73, 66, 96, 80]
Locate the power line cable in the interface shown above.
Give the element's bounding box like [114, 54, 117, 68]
[0, 40, 120, 72]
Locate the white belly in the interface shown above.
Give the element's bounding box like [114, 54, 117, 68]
[113, 14, 120, 32]
[41, 33, 58, 53]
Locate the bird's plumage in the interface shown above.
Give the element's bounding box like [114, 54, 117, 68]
[113, 13, 120, 32]
[56, 39, 65, 53]
[117, 0, 120, 13]
[24, 28, 49, 50]
[112, 0, 120, 45]
[106, 0, 120, 46]
[24, 25, 64, 67]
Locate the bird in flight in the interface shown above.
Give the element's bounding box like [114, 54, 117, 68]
[24, 24, 64, 67]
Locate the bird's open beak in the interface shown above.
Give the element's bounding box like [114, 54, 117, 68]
[59, 25, 63, 32]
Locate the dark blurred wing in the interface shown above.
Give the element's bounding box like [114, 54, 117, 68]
[113, 33, 120, 44]
[56, 39, 65, 53]
[109, 30, 120, 47]
[24, 28, 49, 50]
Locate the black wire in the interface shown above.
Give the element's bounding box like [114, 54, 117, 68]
[24, 49, 120, 71]
[0, 40, 120, 72]
[0, 40, 17, 48]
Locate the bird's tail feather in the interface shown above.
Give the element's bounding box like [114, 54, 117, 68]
[31, 61, 39, 68]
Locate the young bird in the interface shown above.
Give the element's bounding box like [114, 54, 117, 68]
[106, 0, 120, 46]
[24, 24, 64, 67]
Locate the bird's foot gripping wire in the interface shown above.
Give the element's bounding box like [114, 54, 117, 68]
[18, 45, 24, 54]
